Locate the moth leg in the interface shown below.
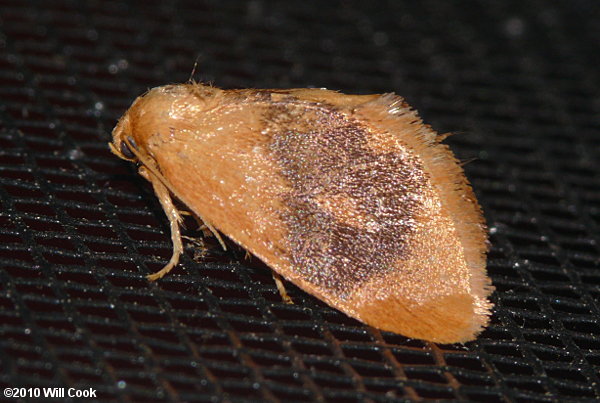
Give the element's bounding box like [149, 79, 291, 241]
[182, 235, 208, 261]
[179, 210, 195, 217]
[192, 215, 228, 251]
[197, 223, 214, 238]
[146, 174, 184, 281]
[272, 271, 293, 304]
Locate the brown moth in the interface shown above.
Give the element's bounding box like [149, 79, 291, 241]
[110, 83, 493, 343]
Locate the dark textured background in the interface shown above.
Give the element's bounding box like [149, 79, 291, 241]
[1, 1, 600, 402]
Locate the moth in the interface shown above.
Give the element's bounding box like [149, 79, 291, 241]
[110, 83, 493, 343]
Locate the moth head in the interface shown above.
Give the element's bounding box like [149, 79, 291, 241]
[109, 109, 139, 162]
[109, 91, 175, 187]
[110, 83, 218, 173]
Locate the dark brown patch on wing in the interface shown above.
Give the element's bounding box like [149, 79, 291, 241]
[265, 100, 430, 298]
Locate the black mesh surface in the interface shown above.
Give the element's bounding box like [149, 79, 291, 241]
[1, 1, 600, 401]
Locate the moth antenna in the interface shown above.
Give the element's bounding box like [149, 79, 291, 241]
[124, 137, 171, 188]
[188, 56, 200, 83]
[146, 174, 184, 281]
[437, 132, 452, 141]
[460, 157, 478, 166]
[272, 271, 293, 304]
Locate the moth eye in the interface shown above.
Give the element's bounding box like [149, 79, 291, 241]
[120, 136, 137, 159]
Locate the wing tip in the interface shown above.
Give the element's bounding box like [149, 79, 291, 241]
[355, 291, 492, 343]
